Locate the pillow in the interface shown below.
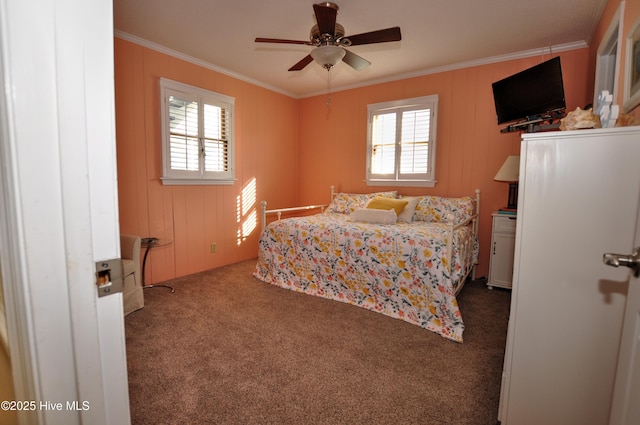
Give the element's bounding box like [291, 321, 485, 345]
[366, 196, 408, 216]
[414, 196, 475, 224]
[350, 208, 397, 225]
[396, 197, 420, 223]
[326, 191, 398, 214]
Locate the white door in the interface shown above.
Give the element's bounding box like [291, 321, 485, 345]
[0, 0, 130, 424]
[608, 193, 640, 425]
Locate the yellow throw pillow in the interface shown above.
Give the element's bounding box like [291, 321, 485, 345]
[366, 196, 408, 216]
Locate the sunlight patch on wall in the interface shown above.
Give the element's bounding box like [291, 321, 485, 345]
[236, 177, 257, 246]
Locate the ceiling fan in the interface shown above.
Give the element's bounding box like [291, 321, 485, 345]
[255, 2, 401, 72]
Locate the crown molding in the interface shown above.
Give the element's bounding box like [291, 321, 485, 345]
[114, 31, 299, 98]
[115, 31, 588, 100]
[302, 41, 589, 98]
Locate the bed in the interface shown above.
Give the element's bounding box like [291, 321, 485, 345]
[253, 188, 480, 342]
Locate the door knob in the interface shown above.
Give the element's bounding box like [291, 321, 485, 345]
[603, 247, 640, 277]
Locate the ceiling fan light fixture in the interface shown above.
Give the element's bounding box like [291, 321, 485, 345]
[255, 2, 401, 72]
[310, 45, 345, 70]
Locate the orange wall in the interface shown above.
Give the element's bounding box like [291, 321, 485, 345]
[115, 39, 299, 283]
[115, 0, 639, 282]
[297, 49, 592, 277]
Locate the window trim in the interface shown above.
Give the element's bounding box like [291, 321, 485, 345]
[159, 78, 236, 186]
[594, 2, 623, 111]
[366, 95, 438, 188]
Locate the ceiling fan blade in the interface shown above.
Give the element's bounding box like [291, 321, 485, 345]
[255, 38, 312, 45]
[313, 3, 337, 36]
[288, 55, 314, 71]
[345, 27, 402, 46]
[342, 49, 371, 71]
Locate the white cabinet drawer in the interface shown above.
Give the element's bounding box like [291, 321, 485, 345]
[493, 215, 516, 232]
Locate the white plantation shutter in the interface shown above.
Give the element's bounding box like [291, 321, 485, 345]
[168, 96, 199, 171]
[161, 78, 235, 185]
[399, 108, 430, 177]
[202, 103, 229, 173]
[367, 95, 438, 187]
[371, 112, 396, 176]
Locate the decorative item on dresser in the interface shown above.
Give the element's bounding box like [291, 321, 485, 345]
[254, 187, 480, 342]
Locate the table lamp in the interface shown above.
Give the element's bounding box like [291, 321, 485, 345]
[494, 155, 520, 210]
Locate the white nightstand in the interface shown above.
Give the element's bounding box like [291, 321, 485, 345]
[487, 212, 517, 289]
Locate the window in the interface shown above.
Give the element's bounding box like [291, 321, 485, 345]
[366, 95, 438, 187]
[593, 2, 623, 110]
[160, 78, 235, 185]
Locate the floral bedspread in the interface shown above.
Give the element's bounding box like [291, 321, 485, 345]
[253, 212, 478, 342]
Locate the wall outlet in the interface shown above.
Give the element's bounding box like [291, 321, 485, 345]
[210, 242, 217, 253]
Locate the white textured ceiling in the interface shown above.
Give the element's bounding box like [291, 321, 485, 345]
[113, 0, 607, 98]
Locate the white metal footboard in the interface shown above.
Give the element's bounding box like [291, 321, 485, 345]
[446, 188, 481, 294]
[260, 185, 335, 231]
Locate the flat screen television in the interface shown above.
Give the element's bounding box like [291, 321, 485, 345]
[492, 57, 566, 125]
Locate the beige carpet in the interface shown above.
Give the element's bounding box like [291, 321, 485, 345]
[125, 259, 510, 425]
